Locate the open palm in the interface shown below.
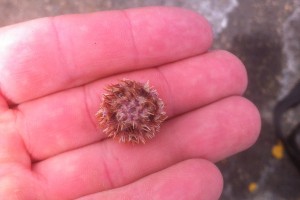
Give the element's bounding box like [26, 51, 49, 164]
[0, 7, 260, 200]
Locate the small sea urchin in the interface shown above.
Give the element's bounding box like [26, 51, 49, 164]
[96, 79, 167, 144]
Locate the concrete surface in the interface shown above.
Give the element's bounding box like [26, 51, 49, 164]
[1, 0, 300, 199]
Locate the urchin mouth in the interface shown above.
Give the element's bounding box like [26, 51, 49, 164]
[115, 98, 153, 132]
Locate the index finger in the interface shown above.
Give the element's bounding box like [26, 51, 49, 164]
[0, 7, 212, 105]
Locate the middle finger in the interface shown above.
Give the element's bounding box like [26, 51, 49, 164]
[16, 50, 246, 161]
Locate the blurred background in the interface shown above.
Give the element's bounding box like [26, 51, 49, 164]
[1, 0, 300, 199]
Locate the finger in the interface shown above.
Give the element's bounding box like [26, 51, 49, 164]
[33, 96, 260, 198]
[0, 7, 212, 104]
[76, 159, 223, 200]
[17, 50, 247, 161]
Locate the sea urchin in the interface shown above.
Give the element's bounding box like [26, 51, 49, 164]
[96, 79, 167, 144]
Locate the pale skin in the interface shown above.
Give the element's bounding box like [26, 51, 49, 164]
[0, 7, 261, 200]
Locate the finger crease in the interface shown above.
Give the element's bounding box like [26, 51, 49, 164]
[155, 67, 175, 116]
[49, 17, 74, 84]
[121, 10, 140, 68]
[101, 143, 117, 190]
[82, 85, 98, 132]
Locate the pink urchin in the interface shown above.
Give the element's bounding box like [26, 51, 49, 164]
[96, 79, 167, 144]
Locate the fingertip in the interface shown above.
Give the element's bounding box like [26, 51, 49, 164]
[235, 97, 261, 148]
[208, 50, 248, 94]
[125, 6, 213, 58]
[161, 6, 214, 51]
[183, 159, 223, 200]
[171, 6, 214, 50]
[224, 96, 261, 150]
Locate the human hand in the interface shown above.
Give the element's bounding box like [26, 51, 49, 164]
[0, 7, 260, 200]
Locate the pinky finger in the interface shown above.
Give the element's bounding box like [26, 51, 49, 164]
[76, 159, 223, 200]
